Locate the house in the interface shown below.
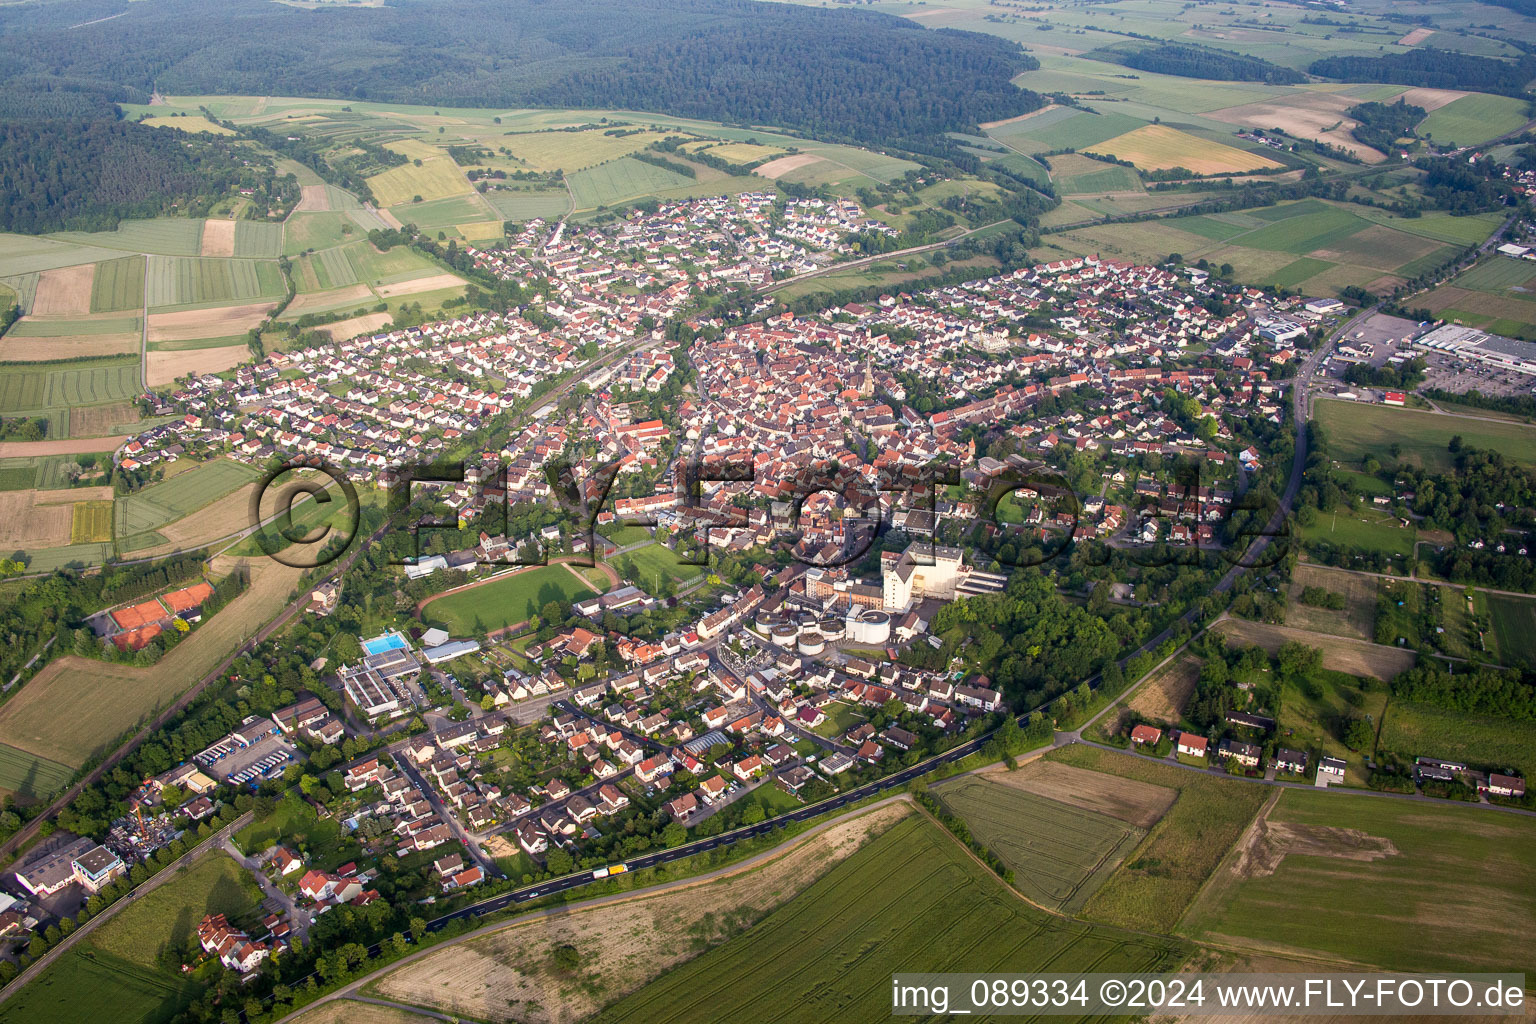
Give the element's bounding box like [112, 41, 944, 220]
[197, 913, 270, 973]
[1218, 739, 1261, 768]
[1130, 724, 1161, 746]
[665, 792, 699, 822]
[1274, 748, 1308, 774]
[271, 847, 304, 876]
[1176, 733, 1207, 758]
[776, 765, 815, 793]
[698, 775, 730, 804]
[1484, 773, 1526, 798]
[1318, 756, 1346, 777]
[1225, 710, 1276, 732]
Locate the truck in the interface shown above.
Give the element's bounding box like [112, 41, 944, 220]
[592, 863, 628, 879]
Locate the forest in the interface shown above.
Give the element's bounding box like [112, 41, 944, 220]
[1345, 99, 1427, 155]
[1097, 43, 1305, 84]
[0, 0, 1042, 144]
[1310, 50, 1536, 97]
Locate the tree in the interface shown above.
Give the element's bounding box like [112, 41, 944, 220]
[742, 803, 766, 825]
[552, 943, 581, 973]
[1343, 715, 1375, 752]
[545, 846, 574, 875]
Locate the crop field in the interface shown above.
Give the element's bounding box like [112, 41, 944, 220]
[569, 157, 697, 209]
[0, 946, 193, 1024]
[499, 128, 674, 172]
[989, 108, 1147, 153]
[282, 212, 361, 255]
[296, 1003, 433, 1024]
[422, 565, 596, 634]
[51, 218, 204, 256]
[935, 776, 1145, 913]
[1417, 93, 1531, 147]
[146, 301, 274, 343]
[114, 459, 262, 540]
[1485, 593, 1536, 666]
[0, 741, 73, 802]
[1421, 285, 1536, 341]
[71, 500, 113, 543]
[88, 855, 264, 970]
[1314, 399, 1536, 472]
[391, 194, 487, 229]
[145, 256, 285, 309]
[1181, 789, 1536, 974]
[1235, 200, 1368, 254]
[1379, 700, 1536, 780]
[233, 220, 284, 258]
[367, 157, 473, 207]
[0, 358, 141, 415]
[1285, 564, 1377, 639]
[1092, 124, 1281, 174]
[1050, 155, 1142, 195]
[89, 256, 146, 312]
[2, 316, 141, 361]
[587, 814, 1187, 1024]
[1047, 744, 1269, 933]
[486, 188, 571, 222]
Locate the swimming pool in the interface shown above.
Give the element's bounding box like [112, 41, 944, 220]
[362, 631, 408, 657]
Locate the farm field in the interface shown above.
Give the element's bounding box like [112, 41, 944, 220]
[1, 316, 141, 361]
[367, 157, 473, 207]
[89, 256, 146, 312]
[113, 459, 262, 543]
[71, 500, 113, 543]
[295, 1003, 433, 1024]
[1045, 744, 1269, 933]
[87, 855, 264, 970]
[144, 256, 284, 310]
[934, 776, 1147, 913]
[1180, 789, 1536, 974]
[373, 801, 916, 1024]
[51, 218, 204, 256]
[1378, 700, 1536, 781]
[584, 814, 1187, 1024]
[1091, 124, 1282, 174]
[1126, 653, 1201, 725]
[1285, 564, 1377, 639]
[486, 189, 572, 222]
[0, 741, 74, 803]
[1313, 399, 1536, 472]
[146, 344, 249, 387]
[0, 557, 303, 767]
[569, 157, 697, 209]
[1417, 93, 1531, 147]
[1485, 593, 1536, 666]
[1047, 153, 1142, 195]
[1214, 617, 1416, 681]
[0, 358, 141, 416]
[421, 566, 596, 634]
[0, 946, 194, 1024]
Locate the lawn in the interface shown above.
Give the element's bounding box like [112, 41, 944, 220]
[1485, 592, 1536, 667]
[1276, 668, 1387, 785]
[114, 459, 262, 540]
[0, 741, 74, 802]
[1378, 699, 1536, 779]
[0, 947, 194, 1024]
[422, 565, 595, 634]
[1181, 789, 1536, 974]
[1046, 744, 1269, 933]
[935, 776, 1146, 913]
[586, 814, 1187, 1024]
[1313, 399, 1536, 471]
[87, 855, 264, 970]
[236, 791, 354, 869]
[1298, 507, 1415, 558]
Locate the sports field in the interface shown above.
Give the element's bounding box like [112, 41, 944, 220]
[1379, 699, 1536, 781]
[0, 358, 141, 415]
[1313, 399, 1536, 472]
[586, 814, 1187, 1024]
[421, 565, 595, 634]
[113, 459, 263, 541]
[1299, 507, 1415, 558]
[622, 541, 698, 589]
[569, 157, 696, 209]
[1092, 124, 1281, 174]
[87, 855, 263, 970]
[1046, 744, 1269, 933]
[0, 741, 74, 802]
[1181, 789, 1536, 974]
[935, 776, 1146, 913]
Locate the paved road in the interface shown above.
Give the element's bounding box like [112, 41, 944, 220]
[223, 835, 312, 942]
[0, 811, 253, 1003]
[755, 220, 1011, 294]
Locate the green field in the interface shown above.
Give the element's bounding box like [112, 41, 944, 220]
[1237, 200, 1367, 254]
[1314, 399, 1536, 472]
[1379, 699, 1536, 779]
[621, 541, 698, 590]
[145, 256, 285, 309]
[1055, 164, 1142, 195]
[0, 947, 193, 1024]
[1299, 507, 1415, 558]
[1485, 593, 1536, 666]
[0, 358, 141, 415]
[233, 221, 284, 259]
[367, 158, 474, 207]
[486, 189, 572, 222]
[51, 218, 204, 256]
[569, 157, 697, 209]
[421, 566, 596, 634]
[7, 317, 141, 339]
[390, 194, 488, 229]
[90, 256, 147, 312]
[1452, 257, 1536, 294]
[1417, 93, 1532, 148]
[113, 459, 262, 539]
[935, 777, 1146, 913]
[991, 108, 1147, 153]
[1047, 745, 1269, 933]
[588, 813, 1187, 1024]
[0, 741, 74, 802]
[88, 855, 264, 970]
[1181, 789, 1536, 974]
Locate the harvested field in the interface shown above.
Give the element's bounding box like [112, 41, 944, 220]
[1206, 93, 1383, 162]
[125, 480, 259, 555]
[321, 312, 391, 341]
[0, 434, 129, 457]
[199, 218, 236, 258]
[146, 301, 274, 343]
[147, 344, 248, 386]
[989, 757, 1176, 829]
[1233, 813, 1398, 881]
[1127, 654, 1201, 725]
[979, 105, 1061, 130]
[29, 264, 95, 316]
[285, 283, 373, 314]
[1397, 27, 1435, 46]
[70, 500, 113, 543]
[1214, 617, 1414, 680]
[374, 801, 915, 1024]
[1093, 125, 1280, 174]
[294, 185, 331, 213]
[0, 490, 73, 549]
[1285, 564, 1377, 639]
[373, 272, 465, 298]
[295, 1003, 433, 1024]
[1391, 87, 1467, 112]
[69, 401, 138, 437]
[753, 153, 822, 179]
[0, 332, 139, 361]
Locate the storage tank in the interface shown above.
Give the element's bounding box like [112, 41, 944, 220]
[770, 624, 798, 648]
[754, 609, 782, 632]
[797, 632, 826, 657]
[796, 615, 819, 636]
[847, 610, 891, 645]
[818, 617, 845, 641]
